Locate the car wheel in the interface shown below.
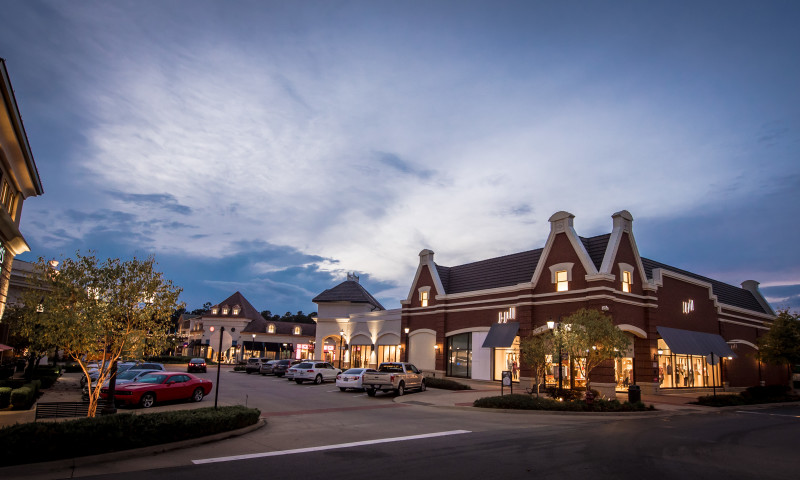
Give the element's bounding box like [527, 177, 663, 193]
[295, 379, 303, 384]
[339, 387, 347, 392]
[192, 388, 204, 402]
[366, 388, 376, 397]
[396, 382, 405, 396]
[140, 392, 156, 408]
[314, 374, 323, 385]
[420, 380, 426, 392]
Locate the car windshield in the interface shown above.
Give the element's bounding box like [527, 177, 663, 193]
[343, 369, 365, 374]
[116, 370, 143, 380]
[137, 374, 167, 384]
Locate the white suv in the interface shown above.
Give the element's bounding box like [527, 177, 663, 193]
[292, 362, 341, 385]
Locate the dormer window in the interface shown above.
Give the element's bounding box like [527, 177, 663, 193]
[418, 286, 431, 307]
[232, 306, 240, 315]
[556, 270, 568, 292]
[622, 271, 632, 292]
[222, 307, 229, 315]
[211, 308, 218, 315]
[549, 263, 574, 292]
[293, 326, 301, 335]
[268, 324, 275, 334]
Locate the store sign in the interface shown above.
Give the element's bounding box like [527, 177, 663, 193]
[497, 307, 516, 323]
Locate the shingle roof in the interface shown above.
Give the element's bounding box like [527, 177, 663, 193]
[580, 233, 611, 271]
[640, 258, 767, 314]
[312, 280, 385, 310]
[436, 249, 543, 295]
[211, 291, 268, 332]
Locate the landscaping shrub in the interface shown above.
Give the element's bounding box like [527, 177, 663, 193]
[473, 393, 653, 412]
[0, 378, 24, 389]
[10, 386, 34, 410]
[0, 405, 261, 466]
[544, 386, 599, 401]
[424, 377, 471, 390]
[0, 387, 11, 408]
[25, 380, 41, 396]
[233, 365, 246, 371]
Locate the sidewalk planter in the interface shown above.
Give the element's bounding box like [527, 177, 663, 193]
[10, 386, 34, 410]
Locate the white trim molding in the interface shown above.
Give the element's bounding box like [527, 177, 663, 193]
[616, 324, 647, 338]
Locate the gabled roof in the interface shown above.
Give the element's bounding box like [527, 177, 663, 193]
[435, 233, 611, 295]
[641, 258, 767, 314]
[208, 291, 268, 332]
[313, 280, 385, 310]
[257, 321, 317, 336]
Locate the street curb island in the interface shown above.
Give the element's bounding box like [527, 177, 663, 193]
[0, 418, 267, 477]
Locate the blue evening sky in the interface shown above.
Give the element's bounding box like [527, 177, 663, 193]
[2, 1, 798, 314]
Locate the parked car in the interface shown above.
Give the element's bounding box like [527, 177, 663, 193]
[245, 357, 270, 374]
[100, 372, 212, 408]
[129, 362, 166, 372]
[292, 362, 341, 384]
[361, 362, 426, 396]
[82, 361, 136, 387]
[336, 368, 377, 391]
[259, 360, 279, 375]
[187, 358, 207, 373]
[272, 359, 300, 377]
[82, 369, 159, 398]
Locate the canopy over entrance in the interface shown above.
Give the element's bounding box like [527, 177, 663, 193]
[481, 322, 520, 348]
[656, 326, 736, 358]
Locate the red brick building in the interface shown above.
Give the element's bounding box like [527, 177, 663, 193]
[400, 210, 780, 398]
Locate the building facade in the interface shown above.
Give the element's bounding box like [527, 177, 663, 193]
[393, 210, 778, 398]
[0, 59, 44, 347]
[313, 273, 401, 370]
[186, 291, 315, 362]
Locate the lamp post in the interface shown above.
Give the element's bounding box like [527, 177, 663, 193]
[339, 330, 345, 369]
[547, 319, 563, 399]
[252, 333, 256, 361]
[404, 327, 410, 362]
[211, 325, 224, 409]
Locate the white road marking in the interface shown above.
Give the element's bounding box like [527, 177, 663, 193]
[192, 430, 472, 464]
[736, 410, 800, 418]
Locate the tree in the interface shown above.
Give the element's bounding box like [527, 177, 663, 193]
[558, 308, 631, 395]
[19, 253, 182, 417]
[757, 309, 800, 391]
[3, 304, 60, 380]
[519, 332, 553, 397]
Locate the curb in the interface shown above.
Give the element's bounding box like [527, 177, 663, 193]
[0, 418, 267, 474]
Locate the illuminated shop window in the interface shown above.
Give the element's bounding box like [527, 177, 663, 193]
[556, 270, 569, 292]
[622, 271, 632, 292]
[682, 300, 694, 314]
[419, 289, 429, 307]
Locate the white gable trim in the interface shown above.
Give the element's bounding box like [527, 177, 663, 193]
[531, 211, 597, 288]
[404, 249, 446, 303]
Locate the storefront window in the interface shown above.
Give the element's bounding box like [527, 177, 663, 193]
[493, 337, 520, 382]
[323, 343, 336, 364]
[657, 339, 721, 388]
[447, 333, 471, 378]
[350, 345, 373, 367]
[615, 336, 635, 391]
[376, 345, 399, 364]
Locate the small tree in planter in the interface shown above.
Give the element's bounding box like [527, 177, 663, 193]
[520, 332, 553, 397]
[559, 308, 630, 396]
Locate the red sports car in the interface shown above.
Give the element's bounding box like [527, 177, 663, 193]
[100, 372, 213, 408]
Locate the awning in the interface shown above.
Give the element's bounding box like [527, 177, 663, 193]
[657, 326, 736, 358]
[242, 341, 266, 350]
[0, 344, 12, 351]
[481, 322, 520, 348]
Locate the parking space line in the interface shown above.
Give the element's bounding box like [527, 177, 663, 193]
[736, 410, 800, 418]
[192, 430, 471, 464]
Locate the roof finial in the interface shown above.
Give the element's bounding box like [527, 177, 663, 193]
[347, 272, 359, 283]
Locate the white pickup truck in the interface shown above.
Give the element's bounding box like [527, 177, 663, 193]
[361, 362, 427, 397]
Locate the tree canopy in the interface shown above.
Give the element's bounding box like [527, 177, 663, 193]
[18, 253, 182, 416]
[558, 308, 630, 394]
[520, 332, 553, 397]
[757, 309, 800, 389]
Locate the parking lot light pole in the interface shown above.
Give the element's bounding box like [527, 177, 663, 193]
[212, 326, 224, 409]
[339, 330, 345, 369]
